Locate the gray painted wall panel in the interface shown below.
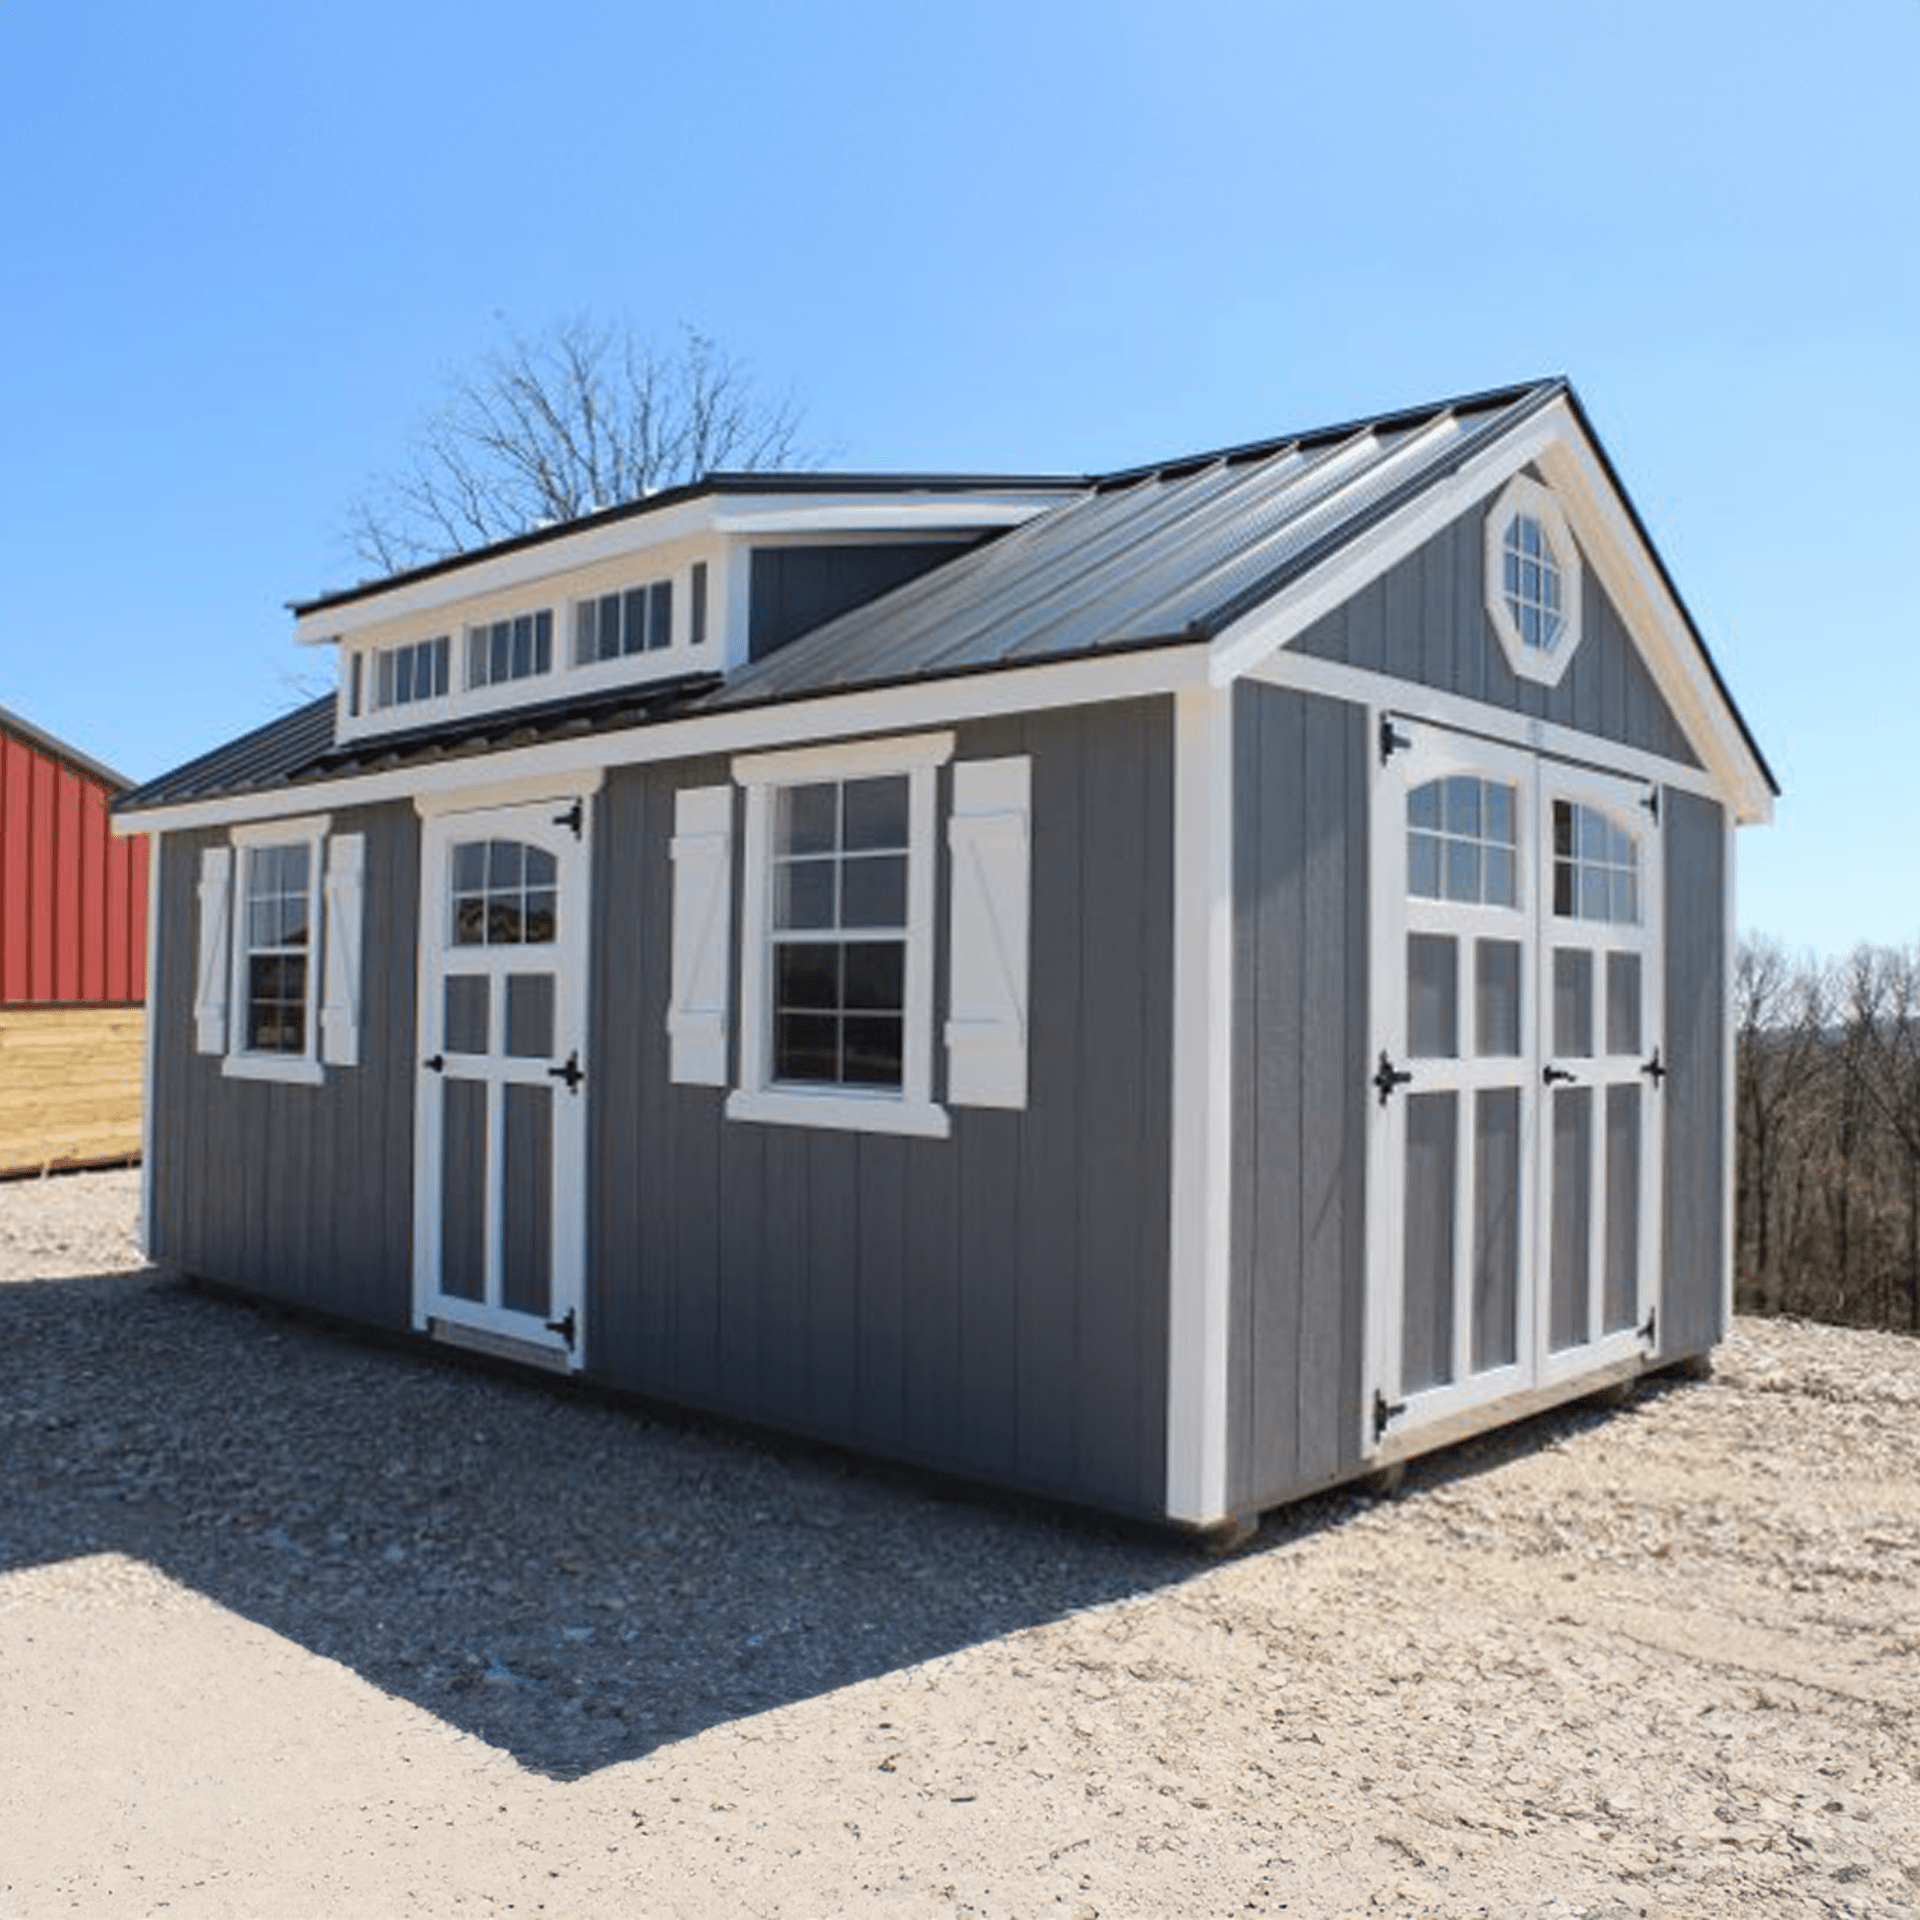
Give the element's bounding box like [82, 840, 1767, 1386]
[1293, 505, 1700, 768]
[1227, 683, 1371, 1512]
[748, 543, 980, 663]
[148, 804, 418, 1324]
[585, 700, 1174, 1517]
[1661, 790, 1728, 1355]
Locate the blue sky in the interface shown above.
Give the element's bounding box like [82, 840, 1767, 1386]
[1, 0, 1913, 954]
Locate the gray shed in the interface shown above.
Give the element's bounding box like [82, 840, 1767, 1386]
[114, 378, 1775, 1531]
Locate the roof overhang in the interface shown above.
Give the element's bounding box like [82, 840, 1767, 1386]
[1207, 391, 1777, 826]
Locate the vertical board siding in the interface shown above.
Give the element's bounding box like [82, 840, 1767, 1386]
[1227, 683, 1371, 1512]
[0, 725, 149, 1006]
[587, 700, 1174, 1517]
[1661, 789, 1728, 1355]
[148, 804, 417, 1325]
[1291, 498, 1700, 769]
[747, 543, 979, 663]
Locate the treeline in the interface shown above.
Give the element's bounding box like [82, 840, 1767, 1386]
[1737, 936, 1920, 1332]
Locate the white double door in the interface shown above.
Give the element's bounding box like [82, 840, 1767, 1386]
[1369, 719, 1664, 1444]
[412, 797, 590, 1363]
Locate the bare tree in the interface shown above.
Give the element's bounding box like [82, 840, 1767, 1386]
[344, 319, 815, 573]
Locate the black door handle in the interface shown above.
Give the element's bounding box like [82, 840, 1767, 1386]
[1542, 1063, 1577, 1086]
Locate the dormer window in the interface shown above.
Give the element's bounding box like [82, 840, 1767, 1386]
[575, 580, 672, 663]
[467, 609, 554, 689]
[1483, 474, 1582, 687]
[372, 636, 450, 711]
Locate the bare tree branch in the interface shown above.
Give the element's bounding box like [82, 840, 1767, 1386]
[342, 318, 816, 574]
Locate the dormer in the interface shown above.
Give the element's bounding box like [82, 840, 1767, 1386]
[292, 476, 1079, 747]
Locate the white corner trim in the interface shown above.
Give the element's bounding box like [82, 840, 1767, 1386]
[139, 830, 162, 1259]
[1721, 808, 1738, 1338]
[723, 1087, 952, 1139]
[229, 812, 332, 846]
[1482, 472, 1582, 687]
[413, 768, 604, 818]
[732, 728, 955, 784]
[1165, 681, 1235, 1526]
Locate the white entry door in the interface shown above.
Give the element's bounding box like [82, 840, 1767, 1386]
[1368, 719, 1663, 1446]
[413, 796, 590, 1365]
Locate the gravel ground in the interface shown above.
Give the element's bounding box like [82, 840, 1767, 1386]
[1, 1168, 1916, 1918]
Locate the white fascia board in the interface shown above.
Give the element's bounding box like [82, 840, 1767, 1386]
[115, 643, 1211, 837]
[293, 496, 725, 644]
[1207, 396, 1775, 827]
[294, 489, 1073, 646]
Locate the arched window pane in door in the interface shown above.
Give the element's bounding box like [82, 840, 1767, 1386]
[1408, 776, 1518, 906]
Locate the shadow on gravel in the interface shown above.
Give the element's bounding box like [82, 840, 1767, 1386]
[0, 1264, 1388, 1781]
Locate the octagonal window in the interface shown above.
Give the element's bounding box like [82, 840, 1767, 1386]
[1484, 474, 1582, 685]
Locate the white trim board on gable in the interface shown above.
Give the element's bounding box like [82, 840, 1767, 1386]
[1207, 395, 1774, 827]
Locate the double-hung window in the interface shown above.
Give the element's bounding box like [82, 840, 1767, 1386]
[728, 733, 951, 1137]
[198, 814, 362, 1084]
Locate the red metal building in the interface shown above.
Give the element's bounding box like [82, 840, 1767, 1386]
[0, 705, 150, 1174]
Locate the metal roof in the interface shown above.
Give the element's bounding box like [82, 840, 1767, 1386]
[705, 383, 1554, 708]
[115, 377, 1778, 816]
[0, 703, 132, 791]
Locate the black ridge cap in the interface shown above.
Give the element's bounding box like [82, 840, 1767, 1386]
[287, 470, 1088, 619]
[1091, 377, 1563, 491]
[0, 702, 132, 791]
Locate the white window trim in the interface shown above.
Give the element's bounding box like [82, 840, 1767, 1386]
[1484, 472, 1583, 688]
[222, 813, 331, 1085]
[728, 731, 953, 1139]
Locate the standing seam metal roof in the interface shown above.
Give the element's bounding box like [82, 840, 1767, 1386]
[114, 377, 1775, 814]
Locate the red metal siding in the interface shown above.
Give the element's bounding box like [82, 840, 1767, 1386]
[0, 726, 149, 1007]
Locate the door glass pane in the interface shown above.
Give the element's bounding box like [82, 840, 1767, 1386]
[1475, 939, 1522, 1057]
[444, 976, 489, 1055]
[1549, 1088, 1593, 1351]
[1553, 948, 1594, 1058]
[505, 974, 555, 1059]
[440, 1079, 487, 1302]
[1607, 953, 1642, 1057]
[1401, 1092, 1458, 1393]
[1472, 1088, 1521, 1371]
[501, 1084, 553, 1317]
[1407, 935, 1459, 1059]
[1604, 1086, 1642, 1334]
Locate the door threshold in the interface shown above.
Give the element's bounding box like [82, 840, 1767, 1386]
[429, 1315, 574, 1374]
[1373, 1347, 1652, 1467]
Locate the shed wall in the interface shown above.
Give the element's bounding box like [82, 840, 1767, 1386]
[748, 543, 980, 663]
[0, 726, 147, 1006]
[1226, 683, 1371, 1512]
[588, 699, 1175, 1516]
[1289, 499, 1700, 768]
[147, 805, 418, 1323]
[1661, 788, 1728, 1355]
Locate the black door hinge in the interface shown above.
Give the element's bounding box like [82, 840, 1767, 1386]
[1373, 1388, 1406, 1440]
[1641, 788, 1661, 824]
[1641, 1048, 1668, 1086]
[547, 1049, 584, 1094]
[1543, 1062, 1577, 1086]
[1638, 1304, 1657, 1348]
[546, 1307, 576, 1348]
[1379, 715, 1412, 765]
[1373, 1050, 1414, 1105]
[553, 797, 584, 838]
[423, 1053, 445, 1073]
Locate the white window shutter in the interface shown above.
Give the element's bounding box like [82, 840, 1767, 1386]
[946, 757, 1031, 1109]
[668, 785, 734, 1086]
[194, 846, 233, 1054]
[321, 833, 365, 1067]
